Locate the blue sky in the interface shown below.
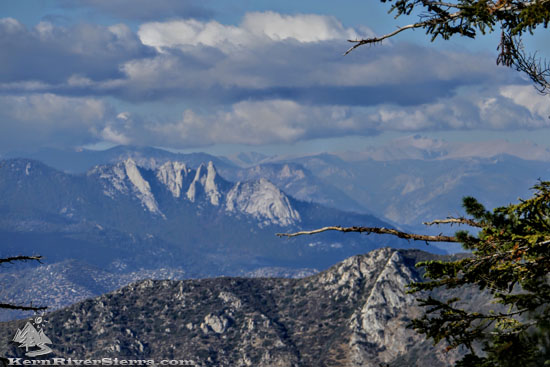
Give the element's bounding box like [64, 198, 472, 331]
[1, 0, 549, 156]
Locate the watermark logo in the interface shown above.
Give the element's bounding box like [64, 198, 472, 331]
[12, 316, 53, 357]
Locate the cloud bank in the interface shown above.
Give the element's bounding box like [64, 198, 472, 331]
[0, 94, 115, 151]
[0, 11, 548, 151]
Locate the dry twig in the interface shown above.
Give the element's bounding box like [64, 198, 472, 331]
[277, 225, 458, 242]
[423, 217, 483, 227]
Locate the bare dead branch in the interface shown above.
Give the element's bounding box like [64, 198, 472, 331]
[344, 10, 462, 55]
[0, 303, 47, 311]
[423, 217, 483, 228]
[510, 38, 550, 95]
[277, 226, 458, 242]
[345, 22, 427, 55]
[0, 255, 43, 265]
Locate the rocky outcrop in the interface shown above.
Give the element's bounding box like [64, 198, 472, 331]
[0, 248, 464, 366]
[226, 178, 301, 226]
[89, 159, 300, 226]
[156, 161, 190, 198]
[90, 158, 164, 216]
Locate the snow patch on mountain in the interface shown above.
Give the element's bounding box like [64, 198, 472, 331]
[226, 178, 301, 226]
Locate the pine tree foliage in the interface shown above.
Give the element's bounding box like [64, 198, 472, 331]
[347, 1, 550, 94]
[408, 181, 550, 366]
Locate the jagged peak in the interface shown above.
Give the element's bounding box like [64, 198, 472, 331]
[225, 178, 300, 226]
[186, 164, 204, 203]
[318, 248, 398, 285]
[158, 160, 188, 172]
[90, 159, 303, 223]
[186, 161, 223, 205]
[156, 161, 189, 198]
[196, 162, 206, 173]
[123, 159, 164, 217]
[124, 157, 136, 165]
[205, 161, 221, 205]
[89, 158, 164, 217]
[88, 160, 129, 196]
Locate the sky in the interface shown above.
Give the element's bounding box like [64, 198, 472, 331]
[1, 0, 550, 156]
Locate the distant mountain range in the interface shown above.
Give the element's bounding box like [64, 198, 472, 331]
[2, 145, 236, 174]
[1, 248, 480, 367]
[336, 135, 550, 162]
[287, 153, 550, 228]
[0, 157, 418, 320]
[1, 140, 547, 320]
[4, 141, 549, 231]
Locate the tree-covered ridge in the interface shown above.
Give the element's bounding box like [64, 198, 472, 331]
[410, 181, 550, 366]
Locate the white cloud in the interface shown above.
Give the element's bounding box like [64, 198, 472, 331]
[0, 94, 114, 151]
[0, 13, 515, 108]
[240, 11, 360, 43]
[2, 12, 548, 153]
[121, 90, 550, 148]
[1, 94, 106, 125]
[367, 87, 549, 131]
[138, 19, 249, 52]
[1, 87, 544, 153]
[500, 85, 550, 122]
[0, 17, 24, 33]
[138, 11, 367, 53]
[144, 100, 355, 146]
[0, 18, 150, 87]
[101, 125, 130, 145]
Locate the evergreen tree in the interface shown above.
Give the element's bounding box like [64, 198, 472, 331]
[408, 181, 550, 366]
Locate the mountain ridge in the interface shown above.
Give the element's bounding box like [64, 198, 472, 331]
[0, 248, 468, 367]
[7, 144, 548, 229]
[0, 158, 428, 321]
[87, 157, 302, 226]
